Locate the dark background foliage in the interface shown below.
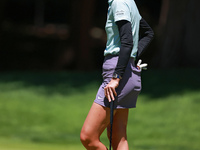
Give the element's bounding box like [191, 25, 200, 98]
[0, 0, 199, 71]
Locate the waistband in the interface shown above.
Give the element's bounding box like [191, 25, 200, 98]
[104, 54, 135, 64]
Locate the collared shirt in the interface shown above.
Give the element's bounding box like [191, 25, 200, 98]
[105, 0, 141, 58]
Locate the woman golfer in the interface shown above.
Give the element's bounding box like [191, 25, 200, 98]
[80, 0, 154, 149]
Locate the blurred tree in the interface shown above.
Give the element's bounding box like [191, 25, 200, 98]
[0, 0, 6, 33]
[78, 0, 96, 70]
[69, 0, 81, 69]
[157, 0, 200, 68]
[158, 0, 169, 31]
[0, 0, 6, 58]
[34, 0, 45, 26]
[70, 0, 96, 70]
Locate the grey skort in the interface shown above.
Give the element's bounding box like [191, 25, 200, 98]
[94, 55, 142, 109]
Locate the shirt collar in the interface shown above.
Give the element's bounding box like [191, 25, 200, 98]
[108, 0, 113, 5]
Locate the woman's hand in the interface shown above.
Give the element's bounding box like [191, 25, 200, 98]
[104, 78, 120, 102]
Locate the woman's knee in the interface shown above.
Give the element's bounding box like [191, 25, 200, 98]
[80, 127, 92, 146]
[81, 128, 104, 149]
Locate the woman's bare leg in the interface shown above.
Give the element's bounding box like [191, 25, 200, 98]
[80, 102, 116, 150]
[107, 109, 129, 150]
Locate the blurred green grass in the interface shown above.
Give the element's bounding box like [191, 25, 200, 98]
[0, 69, 200, 150]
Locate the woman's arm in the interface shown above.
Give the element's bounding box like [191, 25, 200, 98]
[136, 18, 154, 62]
[113, 20, 133, 79]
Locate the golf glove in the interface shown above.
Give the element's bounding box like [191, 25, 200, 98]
[137, 59, 148, 71]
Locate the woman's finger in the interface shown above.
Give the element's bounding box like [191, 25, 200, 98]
[109, 87, 115, 101]
[112, 87, 117, 97]
[106, 88, 111, 102]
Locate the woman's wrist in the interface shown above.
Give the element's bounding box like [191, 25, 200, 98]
[112, 73, 122, 79]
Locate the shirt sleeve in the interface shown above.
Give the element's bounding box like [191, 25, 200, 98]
[112, 0, 131, 22]
[136, 18, 154, 62]
[114, 20, 133, 78]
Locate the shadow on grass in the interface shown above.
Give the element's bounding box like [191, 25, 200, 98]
[0, 71, 102, 96]
[141, 68, 200, 99]
[0, 68, 199, 98]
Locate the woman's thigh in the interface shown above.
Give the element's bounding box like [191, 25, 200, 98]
[107, 109, 129, 146]
[81, 102, 115, 139]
